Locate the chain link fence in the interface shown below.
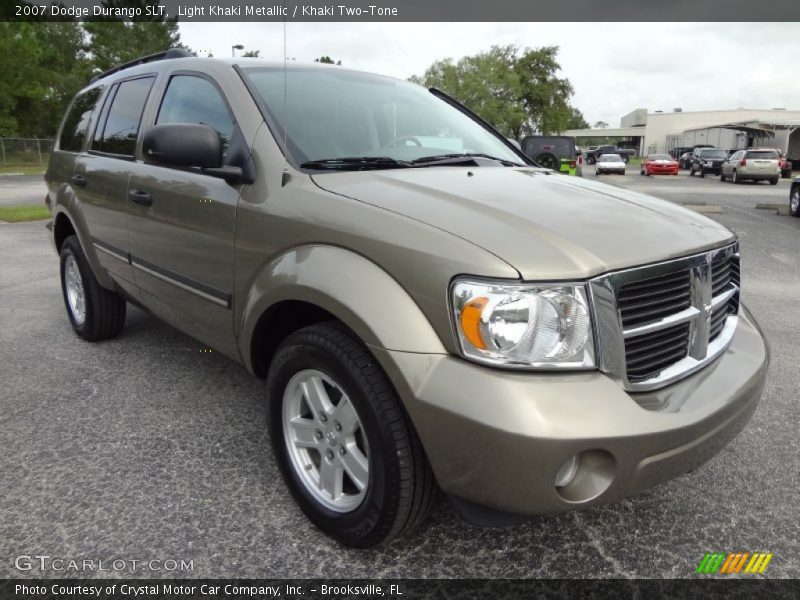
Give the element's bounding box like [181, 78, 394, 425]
[0, 137, 55, 167]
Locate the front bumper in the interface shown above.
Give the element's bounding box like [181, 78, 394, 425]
[375, 306, 768, 515]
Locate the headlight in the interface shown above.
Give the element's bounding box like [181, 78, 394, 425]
[451, 279, 595, 369]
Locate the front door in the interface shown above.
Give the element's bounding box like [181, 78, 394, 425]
[127, 73, 242, 358]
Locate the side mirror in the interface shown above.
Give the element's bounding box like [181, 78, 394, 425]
[143, 123, 223, 169]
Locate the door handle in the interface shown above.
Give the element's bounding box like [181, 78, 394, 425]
[71, 174, 87, 187]
[128, 189, 153, 207]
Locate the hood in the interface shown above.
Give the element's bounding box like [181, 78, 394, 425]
[311, 167, 734, 280]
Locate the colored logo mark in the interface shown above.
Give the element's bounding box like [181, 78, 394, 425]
[696, 552, 773, 574]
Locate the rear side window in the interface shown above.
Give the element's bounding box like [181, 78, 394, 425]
[93, 76, 155, 157]
[746, 150, 779, 159]
[156, 75, 235, 155]
[59, 88, 103, 152]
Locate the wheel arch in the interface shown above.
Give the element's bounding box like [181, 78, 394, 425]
[240, 245, 447, 378]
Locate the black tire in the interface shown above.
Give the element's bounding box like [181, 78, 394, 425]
[699, 167, 705, 178]
[59, 235, 126, 341]
[266, 322, 439, 547]
[769, 178, 779, 186]
[689, 166, 694, 176]
[720, 170, 726, 182]
[790, 186, 800, 217]
[732, 170, 740, 184]
[534, 151, 560, 171]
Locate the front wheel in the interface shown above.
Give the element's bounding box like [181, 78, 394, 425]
[790, 186, 800, 217]
[699, 168, 705, 178]
[59, 235, 126, 341]
[267, 322, 439, 547]
[732, 170, 740, 184]
[720, 171, 726, 182]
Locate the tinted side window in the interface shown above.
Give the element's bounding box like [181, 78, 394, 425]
[93, 77, 154, 156]
[59, 88, 103, 152]
[156, 75, 235, 154]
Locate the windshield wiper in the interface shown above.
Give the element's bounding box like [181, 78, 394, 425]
[300, 156, 413, 170]
[411, 153, 526, 167]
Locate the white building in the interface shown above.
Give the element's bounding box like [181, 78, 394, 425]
[565, 108, 800, 161]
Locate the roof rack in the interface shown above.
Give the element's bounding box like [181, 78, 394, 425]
[89, 48, 194, 84]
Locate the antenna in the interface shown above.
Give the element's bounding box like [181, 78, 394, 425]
[281, 3, 291, 186]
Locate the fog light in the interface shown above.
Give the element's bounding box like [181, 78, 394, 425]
[555, 454, 580, 488]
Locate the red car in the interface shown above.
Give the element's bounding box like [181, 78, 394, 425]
[641, 153, 679, 176]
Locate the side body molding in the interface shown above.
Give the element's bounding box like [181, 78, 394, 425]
[238, 245, 448, 372]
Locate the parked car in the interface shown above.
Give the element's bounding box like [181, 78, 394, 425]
[776, 151, 793, 179]
[689, 148, 728, 177]
[520, 135, 579, 176]
[641, 153, 679, 176]
[720, 149, 781, 184]
[790, 177, 800, 217]
[669, 146, 693, 161]
[595, 153, 627, 175]
[678, 152, 694, 169]
[46, 50, 768, 547]
[585, 145, 635, 165]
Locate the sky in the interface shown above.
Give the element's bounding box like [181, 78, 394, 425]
[179, 22, 800, 128]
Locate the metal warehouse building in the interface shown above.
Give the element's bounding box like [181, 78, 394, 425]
[565, 107, 800, 162]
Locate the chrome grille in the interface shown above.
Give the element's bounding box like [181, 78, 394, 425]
[625, 322, 690, 383]
[590, 243, 740, 391]
[617, 270, 690, 328]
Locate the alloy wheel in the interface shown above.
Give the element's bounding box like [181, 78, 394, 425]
[282, 369, 370, 513]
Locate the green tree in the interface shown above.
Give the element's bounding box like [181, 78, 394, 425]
[410, 45, 583, 138]
[84, 1, 184, 73]
[593, 120, 609, 129]
[314, 56, 341, 65]
[243, 50, 260, 58]
[0, 23, 42, 136]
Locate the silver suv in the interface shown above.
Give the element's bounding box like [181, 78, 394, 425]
[46, 50, 769, 547]
[720, 149, 781, 184]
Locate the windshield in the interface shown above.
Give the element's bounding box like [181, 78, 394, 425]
[599, 154, 622, 161]
[699, 150, 727, 158]
[241, 66, 522, 167]
[648, 154, 672, 160]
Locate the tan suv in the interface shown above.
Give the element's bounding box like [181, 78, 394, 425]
[720, 148, 781, 184]
[45, 50, 769, 547]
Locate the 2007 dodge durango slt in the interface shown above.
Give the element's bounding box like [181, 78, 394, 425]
[45, 50, 769, 547]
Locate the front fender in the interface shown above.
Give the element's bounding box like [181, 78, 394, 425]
[238, 245, 447, 371]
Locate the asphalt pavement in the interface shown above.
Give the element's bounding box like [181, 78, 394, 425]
[1, 167, 799, 579]
[0, 174, 47, 207]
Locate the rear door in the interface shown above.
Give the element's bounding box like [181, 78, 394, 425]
[127, 72, 243, 356]
[74, 75, 156, 284]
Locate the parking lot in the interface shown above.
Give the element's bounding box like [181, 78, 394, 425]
[1, 168, 798, 579]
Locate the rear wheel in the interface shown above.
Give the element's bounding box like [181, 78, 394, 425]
[732, 170, 740, 184]
[689, 165, 695, 176]
[267, 322, 439, 547]
[720, 170, 726, 182]
[769, 178, 779, 186]
[59, 235, 126, 341]
[790, 186, 800, 217]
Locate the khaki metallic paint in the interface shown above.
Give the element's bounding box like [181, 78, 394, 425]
[372, 308, 767, 513]
[46, 58, 769, 516]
